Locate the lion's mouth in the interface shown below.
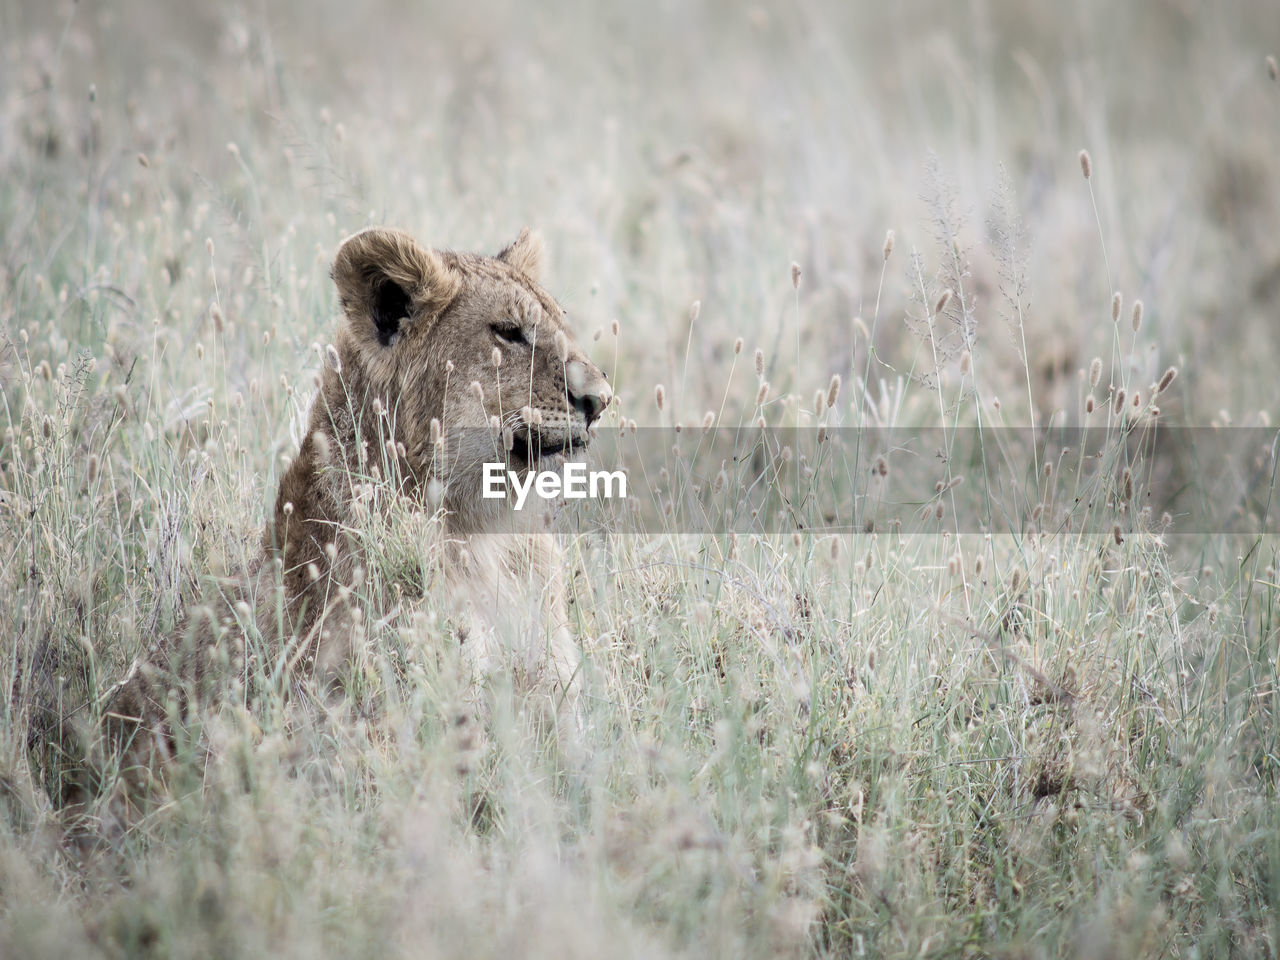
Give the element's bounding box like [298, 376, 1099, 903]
[509, 427, 590, 462]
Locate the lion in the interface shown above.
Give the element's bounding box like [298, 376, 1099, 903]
[92, 226, 612, 787]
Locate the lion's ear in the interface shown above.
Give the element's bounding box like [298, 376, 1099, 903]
[496, 227, 544, 281]
[331, 228, 461, 346]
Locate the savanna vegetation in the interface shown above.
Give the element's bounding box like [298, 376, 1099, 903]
[3, 1, 1280, 956]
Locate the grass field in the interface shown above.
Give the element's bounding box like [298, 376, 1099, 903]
[4, 1, 1280, 956]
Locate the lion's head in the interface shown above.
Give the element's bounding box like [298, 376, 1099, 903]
[310, 226, 611, 532]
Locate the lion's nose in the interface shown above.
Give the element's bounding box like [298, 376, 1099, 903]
[566, 361, 612, 425]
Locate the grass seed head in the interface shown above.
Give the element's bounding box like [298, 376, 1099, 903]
[827, 374, 841, 408]
[1132, 299, 1144, 332]
[1112, 291, 1122, 323]
[654, 384, 665, 411]
[790, 261, 802, 290]
[1158, 366, 1178, 394]
[754, 348, 765, 377]
[1079, 149, 1092, 179]
[883, 229, 895, 261]
[1089, 357, 1102, 388]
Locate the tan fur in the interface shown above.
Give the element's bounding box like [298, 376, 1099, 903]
[100, 227, 610, 776]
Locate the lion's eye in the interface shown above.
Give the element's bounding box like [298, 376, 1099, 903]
[491, 322, 525, 345]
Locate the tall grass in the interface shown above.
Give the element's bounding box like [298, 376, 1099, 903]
[3, 1, 1280, 957]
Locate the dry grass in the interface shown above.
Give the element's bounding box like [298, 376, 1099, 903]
[3, 1, 1280, 957]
